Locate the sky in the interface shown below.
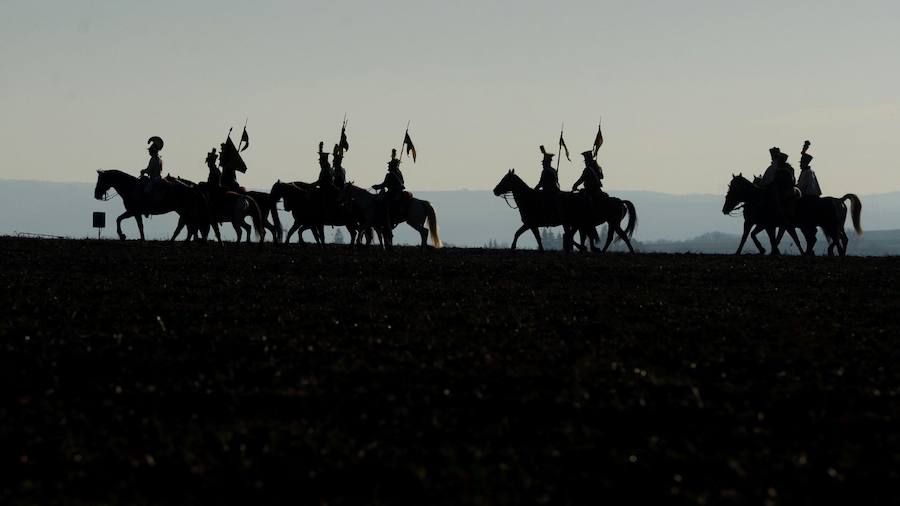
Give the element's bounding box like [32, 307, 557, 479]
[1, 0, 899, 195]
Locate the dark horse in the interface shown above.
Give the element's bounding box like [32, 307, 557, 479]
[791, 194, 863, 256]
[94, 170, 211, 241]
[722, 173, 805, 255]
[166, 176, 277, 243]
[492, 169, 636, 252]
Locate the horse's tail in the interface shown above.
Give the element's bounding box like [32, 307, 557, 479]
[840, 194, 863, 235]
[623, 200, 638, 238]
[426, 202, 443, 248]
[245, 196, 265, 243]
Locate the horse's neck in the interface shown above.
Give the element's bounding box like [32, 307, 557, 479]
[508, 176, 534, 198]
[109, 170, 138, 193]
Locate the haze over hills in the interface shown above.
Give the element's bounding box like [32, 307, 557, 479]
[3, 178, 900, 254]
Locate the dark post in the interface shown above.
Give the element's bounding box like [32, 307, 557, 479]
[92, 212, 105, 239]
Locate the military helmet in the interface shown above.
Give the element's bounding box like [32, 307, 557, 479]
[147, 136, 164, 152]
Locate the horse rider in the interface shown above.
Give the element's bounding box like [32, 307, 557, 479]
[534, 145, 561, 221]
[572, 150, 605, 195]
[760, 147, 797, 222]
[797, 140, 822, 197]
[206, 148, 221, 188]
[332, 143, 347, 189]
[372, 148, 406, 223]
[140, 136, 164, 192]
[219, 142, 241, 192]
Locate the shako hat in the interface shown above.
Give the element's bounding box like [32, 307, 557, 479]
[539, 145, 555, 161]
[206, 148, 218, 164]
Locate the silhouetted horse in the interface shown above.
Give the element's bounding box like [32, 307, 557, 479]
[493, 170, 635, 252]
[340, 184, 442, 249]
[792, 194, 863, 256]
[164, 176, 267, 243]
[722, 173, 804, 255]
[569, 191, 638, 253]
[271, 181, 348, 245]
[94, 170, 209, 241]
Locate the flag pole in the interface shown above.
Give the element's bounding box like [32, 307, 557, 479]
[399, 120, 410, 162]
[593, 117, 602, 160]
[556, 123, 563, 172]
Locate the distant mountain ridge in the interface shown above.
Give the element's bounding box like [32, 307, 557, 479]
[2, 179, 900, 253]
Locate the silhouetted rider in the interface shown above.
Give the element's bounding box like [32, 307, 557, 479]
[534, 145, 561, 221]
[206, 148, 221, 188]
[140, 136, 164, 189]
[332, 143, 347, 189]
[219, 142, 240, 192]
[573, 150, 605, 194]
[797, 140, 822, 197]
[372, 148, 406, 222]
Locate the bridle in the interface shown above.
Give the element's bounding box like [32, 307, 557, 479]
[500, 192, 518, 210]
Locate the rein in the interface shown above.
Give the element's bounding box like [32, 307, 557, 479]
[99, 189, 118, 201]
[501, 192, 518, 210]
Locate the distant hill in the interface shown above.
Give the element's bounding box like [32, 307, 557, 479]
[2, 179, 899, 253]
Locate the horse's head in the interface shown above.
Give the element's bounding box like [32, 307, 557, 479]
[723, 172, 752, 215]
[94, 170, 112, 200]
[493, 169, 523, 196]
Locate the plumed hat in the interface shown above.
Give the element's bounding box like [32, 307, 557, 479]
[148, 136, 164, 152]
[318, 141, 329, 159]
[388, 148, 401, 168]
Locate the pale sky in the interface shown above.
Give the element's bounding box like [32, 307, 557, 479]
[1, 0, 898, 194]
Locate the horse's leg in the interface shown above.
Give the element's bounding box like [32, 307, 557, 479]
[116, 211, 132, 240]
[600, 223, 616, 253]
[242, 217, 252, 243]
[135, 214, 145, 241]
[531, 227, 543, 251]
[232, 219, 242, 242]
[748, 225, 766, 254]
[510, 224, 530, 250]
[803, 227, 817, 256]
[286, 222, 301, 244]
[785, 228, 804, 255]
[734, 221, 752, 255]
[410, 222, 428, 249]
[765, 227, 780, 255]
[170, 217, 186, 242]
[211, 221, 222, 243]
[613, 223, 636, 253]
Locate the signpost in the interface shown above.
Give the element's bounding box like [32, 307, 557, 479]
[92, 212, 105, 239]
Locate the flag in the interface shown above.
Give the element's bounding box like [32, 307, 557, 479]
[222, 135, 249, 173]
[239, 126, 250, 152]
[559, 131, 570, 162]
[403, 131, 416, 162]
[592, 121, 604, 158]
[339, 122, 349, 153]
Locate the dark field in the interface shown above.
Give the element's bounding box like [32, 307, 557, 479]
[2, 237, 900, 505]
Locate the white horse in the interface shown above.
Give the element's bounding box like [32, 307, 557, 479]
[341, 184, 442, 249]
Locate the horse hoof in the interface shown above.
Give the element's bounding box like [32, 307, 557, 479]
[118, 234, 126, 241]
